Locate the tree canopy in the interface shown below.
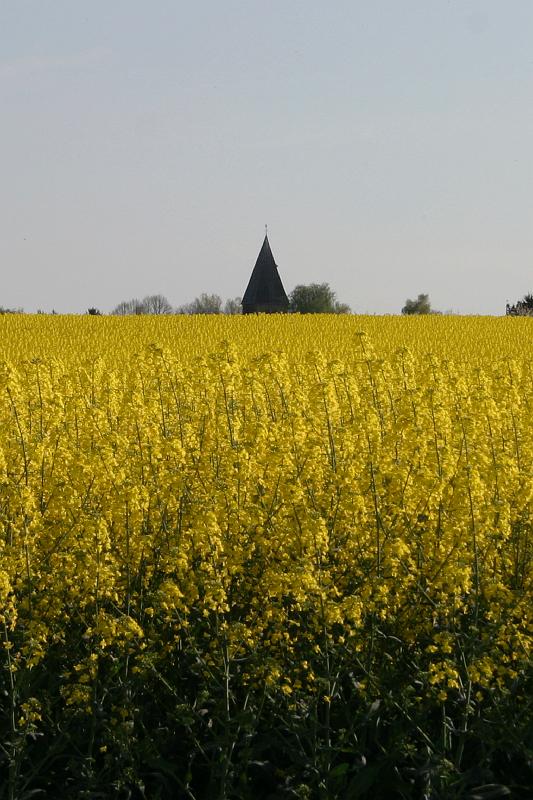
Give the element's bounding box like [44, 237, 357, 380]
[111, 295, 173, 315]
[223, 297, 242, 315]
[176, 293, 223, 315]
[506, 293, 533, 316]
[111, 293, 243, 315]
[402, 293, 432, 315]
[289, 283, 350, 314]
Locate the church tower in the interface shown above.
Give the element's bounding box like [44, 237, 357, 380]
[242, 233, 290, 314]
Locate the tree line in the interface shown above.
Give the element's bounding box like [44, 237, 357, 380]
[506, 293, 533, 317]
[108, 283, 351, 316]
[108, 293, 238, 316]
[4, 290, 533, 316]
[108, 289, 438, 316]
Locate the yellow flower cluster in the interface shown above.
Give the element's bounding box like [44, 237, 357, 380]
[0, 315, 531, 719]
[0, 313, 532, 367]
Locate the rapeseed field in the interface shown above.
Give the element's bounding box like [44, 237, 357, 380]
[0, 315, 531, 799]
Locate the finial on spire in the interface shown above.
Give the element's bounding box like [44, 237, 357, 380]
[265, 223, 268, 238]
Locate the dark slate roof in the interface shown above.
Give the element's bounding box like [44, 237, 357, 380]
[242, 235, 290, 312]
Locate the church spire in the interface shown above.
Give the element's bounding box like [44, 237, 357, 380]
[242, 232, 290, 314]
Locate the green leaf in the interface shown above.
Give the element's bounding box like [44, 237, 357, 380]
[329, 762, 350, 779]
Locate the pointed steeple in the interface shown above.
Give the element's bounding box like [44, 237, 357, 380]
[242, 233, 290, 314]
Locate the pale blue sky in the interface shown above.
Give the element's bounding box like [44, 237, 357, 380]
[1, 1, 532, 314]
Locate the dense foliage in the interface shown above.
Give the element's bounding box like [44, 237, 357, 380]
[289, 283, 350, 314]
[401, 294, 432, 315]
[0, 315, 532, 798]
